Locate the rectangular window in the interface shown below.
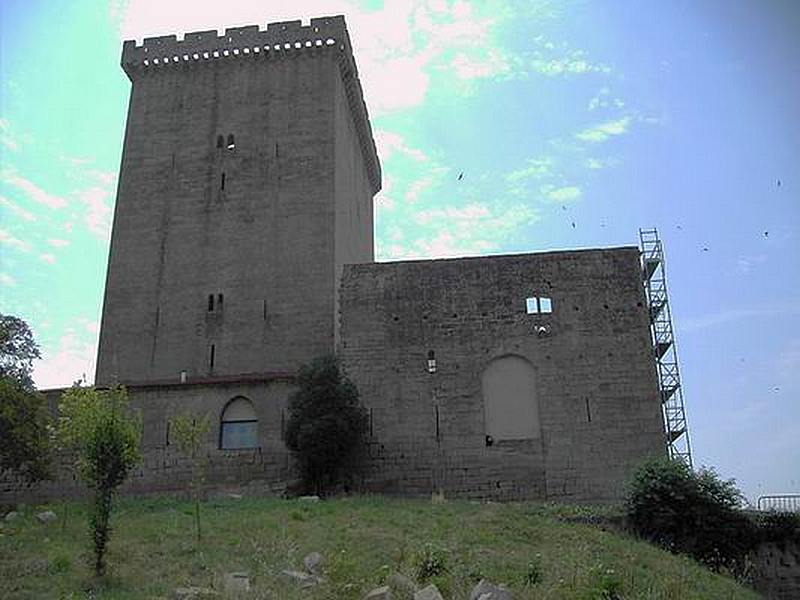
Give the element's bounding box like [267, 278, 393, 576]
[526, 297, 538, 314]
[209, 344, 215, 369]
[220, 421, 258, 449]
[208, 294, 214, 311]
[540, 297, 553, 313]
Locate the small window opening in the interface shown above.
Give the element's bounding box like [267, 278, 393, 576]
[485, 434, 494, 447]
[221, 172, 226, 190]
[165, 420, 171, 446]
[540, 297, 553, 313]
[227, 134, 235, 150]
[369, 408, 373, 437]
[585, 397, 592, 422]
[262, 299, 267, 320]
[209, 344, 215, 369]
[427, 350, 437, 374]
[217, 293, 224, 309]
[216, 135, 224, 148]
[526, 297, 538, 314]
[208, 294, 214, 311]
[434, 405, 440, 442]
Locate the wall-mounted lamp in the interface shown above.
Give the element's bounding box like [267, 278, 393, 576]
[180, 370, 187, 383]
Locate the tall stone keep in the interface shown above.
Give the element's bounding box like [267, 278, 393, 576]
[96, 16, 381, 385]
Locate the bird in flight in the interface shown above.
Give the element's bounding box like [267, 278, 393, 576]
[571, 221, 576, 229]
[702, 247, 709, 252]
[777, 179, 781, 187]
[457, 172, 464, 181]
[764, 231, 769, 238]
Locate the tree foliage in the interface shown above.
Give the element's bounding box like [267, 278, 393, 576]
[625, 457, 755, 572]
[285, 355, 368, 495]
[0, 378, 52, 483]
[170, 412, 210, 541]
[0, 314, 51, 483]
[0, 313, 42, 390]
[58, 385, 141, 576]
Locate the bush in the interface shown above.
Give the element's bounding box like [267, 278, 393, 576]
[285, 355, 368, 495]
[58, 385, 141, 576]
[625, 457, 756, 571]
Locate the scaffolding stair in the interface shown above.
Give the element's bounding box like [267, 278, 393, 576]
[640, 228, 693, 466]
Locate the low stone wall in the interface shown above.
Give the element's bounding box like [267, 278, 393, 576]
[753, 540, 800, 600]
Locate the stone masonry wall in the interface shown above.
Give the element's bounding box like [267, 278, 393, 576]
[339, 248, 667, 503]
[0, 380, 295, 504]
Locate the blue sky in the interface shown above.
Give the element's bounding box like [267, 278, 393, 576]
[1, 0, 798, 502]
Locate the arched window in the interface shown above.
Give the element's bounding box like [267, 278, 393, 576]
[220, 396, 258, 449]
[481, 355, 540, 441]
[216, 135, 224, 148]
[226, 134, 235, 150]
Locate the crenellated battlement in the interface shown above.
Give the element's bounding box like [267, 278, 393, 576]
[121, 15, 381, 193]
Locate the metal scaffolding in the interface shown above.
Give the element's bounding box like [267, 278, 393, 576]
[639, 228, 693, 466]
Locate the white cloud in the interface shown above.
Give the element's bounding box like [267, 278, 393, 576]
[78, 186, 113, 240]
[0, 227, 32, 253]
[1, 170, 67, 209]
[0, 195, 36, 221]
[0, 119, 19, 152]
[415, 203, 490, 225]
[575, 117, 631, 142]
[544, 185, 581, 202]
[39, 253, 56, 264]
[32, 320, 99, 389]
[586, 157, 620, 169]
[505, 158, 553, 183]
[678, 304, 800, 334]
[405, 175, 438, 204]
[0, 273, 16, 287]
[375, 130, 428, 163]
[48, 238, 70, 248]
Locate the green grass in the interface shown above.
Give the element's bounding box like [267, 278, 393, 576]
[0, 495, 758, 599]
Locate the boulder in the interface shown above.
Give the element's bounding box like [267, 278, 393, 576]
[223, 572, 250, 594]
[35, 510, 57, 524]
[387, 572, 418, 595]
[364, 585, 393, 599]
[414, 584, 444, 600]
[4, 511, 20, 522]
[470, 579, 513, 600]
[299, 495, 320, 502]
[303, 551, 324, 575]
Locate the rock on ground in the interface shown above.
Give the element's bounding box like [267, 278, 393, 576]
[470, 579, 513, 600]
[364, 585, 393, 599]
[414, 584, 444, 600]
[174, 586, 219, 600]
[387, 572, 418, 595]
[223, 572, 250, 594]
[35, 510, 57, 524]
[4, 511, 20, 522]
[303, 551, 324, 575]
[282, 569, 321, 588]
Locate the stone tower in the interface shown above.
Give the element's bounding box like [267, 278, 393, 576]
[96, 16, 381, 385]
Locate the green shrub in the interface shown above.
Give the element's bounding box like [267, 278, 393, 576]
[625, 457, 756, 572]
[413, 543, 449, 581]
[284, 355, 368, 495]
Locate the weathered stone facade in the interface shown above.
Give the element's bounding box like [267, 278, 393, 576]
[0, 16, 667, 504]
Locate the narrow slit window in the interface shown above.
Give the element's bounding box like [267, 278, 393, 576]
[221, 172, 226, 190]
[540, 297, 553, 313]
[217, 293, 224, 309]
[526, 297, 539, 314]
[227, 134, 235, 150]
[209, 344, 215, 369]
[208, 294, 214, 311]
[427, 350, 437, 374]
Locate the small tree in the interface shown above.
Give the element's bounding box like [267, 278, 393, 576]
[170, 412, 210, 541]
[58, 385, 141, 576]
[625, 457, 755, 572]
[285, 355, 368, 495]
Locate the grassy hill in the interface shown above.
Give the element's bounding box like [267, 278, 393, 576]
[0, 495, 758, 599]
